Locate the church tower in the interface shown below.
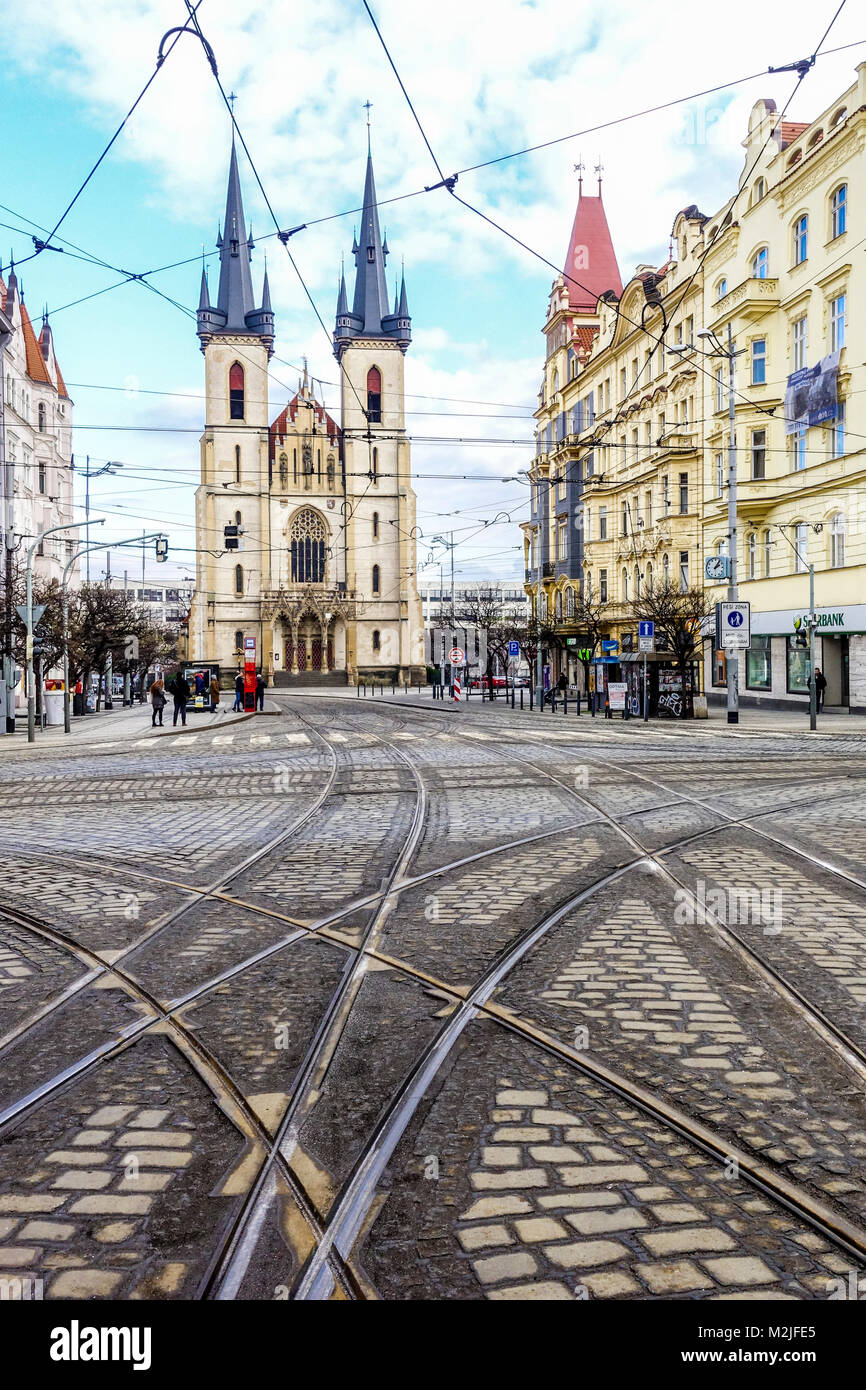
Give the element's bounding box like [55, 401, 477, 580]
[189, 135, 274, 670]
[333, 141, 424, 683]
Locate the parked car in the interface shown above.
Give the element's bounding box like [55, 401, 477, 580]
[469, 675, 507, 690]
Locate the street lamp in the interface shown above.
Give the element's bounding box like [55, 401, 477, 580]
[26, 519, 103, 743]
[71, 457, 123, 580]
[516, 467, 545, 713]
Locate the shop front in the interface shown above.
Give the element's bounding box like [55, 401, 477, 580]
[703, 604, 866, 713]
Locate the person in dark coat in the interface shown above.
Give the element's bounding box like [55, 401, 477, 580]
[150, 678, 166, 727]
[813, 666, 827, 711]
[557, 672, 568, 693]
[233, 671, 244, 712]
[255, 672, 265, 711]
[171, 673, 190, 726]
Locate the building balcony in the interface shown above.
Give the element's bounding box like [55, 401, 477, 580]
[542, 561, 555, 579]
[710, 276, 780, 327]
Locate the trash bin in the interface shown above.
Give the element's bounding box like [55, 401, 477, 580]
[44, 689, 65, 726]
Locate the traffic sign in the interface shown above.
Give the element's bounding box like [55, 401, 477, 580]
[638, 635, 655, 653]
[17, 604, 45, 629]
[449, 647, 465, 664]
[244, 637, 256, 651]
[507, 640, 520, 657]
[638, 620, 654, 638]
[720, 601, 751, 650]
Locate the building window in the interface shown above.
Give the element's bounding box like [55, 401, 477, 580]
[764, 529, 772, 577]
[787, 635, 809, 693]
[38, 461, 47, 494]
[715, 366, 724, 412]
[372, 629, 381, 652]
[830, 184, 847, 239]
[621, 568, 628, 602]
[366, 366, 382, 423]
[566, 586, 575, 617]
[371, 446, 379, 483]
[372, 563, 380, 594]
[791, 426, 807, 472]
[619, 367, 627, 399]
[38, 402, 46, 432]
[747, 532, 756, 580]
[290, 507, 327, 583]
[717, 278, 727, 299]
[372, 511, 379, 539]
[558, 521, 568, 561]
[229, 362, 245, 419]
[235, 445, 241, 483]
[234, 630, 243, 653]
[714, 647, 727, 688]
[645, 490, 653, 525]
[234, 564, 244, 595]
[716, 452, 724, 496]
[678, 551, 688, 592]
[792, 316, 807, 371]
[751, 339, 766, 385]
[679, 473, 688, 514]
[752, 247, 768, 279]
[793, 522, 808, 573]
[793, 215, 808, 265]
[634, 565, 641, 599]
[621, 502, 628, 536]
[558, 466, 566, 500]
[663, 553, 670, 586]
[599, 568, 608, 602]
[599, 506, 607, 540]
[751, 429, 766, 480]
[746, 635, 771, 690]
[830, 512, 846, 568]
[662, 475, 670, 514]
[830, 400, 846, 458]
[830, 294, 846, 352]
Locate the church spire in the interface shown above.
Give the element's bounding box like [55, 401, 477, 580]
[561, 172, 622, 312]
[198, 259, 210, 313]
[334, 142, 411, 355]
[197, 135, 274, 351]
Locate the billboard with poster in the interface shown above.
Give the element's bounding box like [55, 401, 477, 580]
[784, 351, 840, 433]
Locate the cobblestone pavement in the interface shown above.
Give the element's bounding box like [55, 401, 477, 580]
[1, 693, 866, 1301]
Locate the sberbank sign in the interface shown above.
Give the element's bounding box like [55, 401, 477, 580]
[803, 611, 844, 628]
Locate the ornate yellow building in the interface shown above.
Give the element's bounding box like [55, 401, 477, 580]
[527, 62, 866, 713]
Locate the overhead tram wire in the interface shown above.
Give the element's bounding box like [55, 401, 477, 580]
[0, 1, 209, 280]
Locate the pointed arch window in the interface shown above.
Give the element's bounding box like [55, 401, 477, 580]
[366, 367, 382, 423]
[235, 564, 244, 595]
[371, 446, 379, 485]
[229, 363, 245, 420]
[293, 448, 298, 485]
[234, 630, 243, 654]
[372, 629, 381, 652]
[372, 564, 381, 595]
[38, 402, 46, 432]
[372, 511, 379, 539]
[235, 445, 241, 483]
[290, 508, 327, 583]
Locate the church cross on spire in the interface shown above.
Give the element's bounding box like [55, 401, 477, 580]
[574, 157, 585, 196]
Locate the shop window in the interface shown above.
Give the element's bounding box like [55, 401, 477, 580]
[746, 635, 771, 690]
[786, 635, 809, 693]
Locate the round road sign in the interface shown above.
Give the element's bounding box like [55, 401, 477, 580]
[449, 647, 465, 664]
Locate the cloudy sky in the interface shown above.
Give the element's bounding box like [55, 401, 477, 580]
[3, 0, 863, 586]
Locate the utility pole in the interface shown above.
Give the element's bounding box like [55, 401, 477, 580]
[27, 520, 96, 743]
[809, 563, 817, 732]
[535, 480, 544, 713]
[73, 456, 123, 582]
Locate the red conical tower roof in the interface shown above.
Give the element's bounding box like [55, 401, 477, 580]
[562, 185, 622, 311]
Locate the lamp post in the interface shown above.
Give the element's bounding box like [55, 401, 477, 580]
[26, 520, 102, 743]
[71, 458, 123, 581]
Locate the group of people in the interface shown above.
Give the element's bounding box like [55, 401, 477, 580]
[149, 669, 266, 726]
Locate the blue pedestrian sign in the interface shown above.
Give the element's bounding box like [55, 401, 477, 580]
[719, 601, 750, 650]
[508, 640, 520, 657]
[638, 620, 654, 639]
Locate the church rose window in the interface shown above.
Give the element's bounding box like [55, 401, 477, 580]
[229, 363, 245, 419]
[290, 508, 327, 583]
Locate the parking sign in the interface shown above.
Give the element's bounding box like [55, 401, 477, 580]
[508, 640, 520, 657]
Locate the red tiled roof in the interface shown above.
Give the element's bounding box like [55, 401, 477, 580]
[779, 121, 809, 149]
[54, 355, 69, 399]
[572, 325, 598, 356]
[269, 393, 340, 460]
[20, 303, 52, 386]
[562, 192, 623, 311]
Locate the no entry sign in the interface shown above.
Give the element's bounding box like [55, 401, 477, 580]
[449, 647, 465, 664]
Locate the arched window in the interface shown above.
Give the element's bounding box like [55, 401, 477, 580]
[716, 278, 727, 300]
[634, 564, 641, 598]
[793, 214, 808, 265]
[751, 247, 769, 279]
[748, 532, 757, 580]
[786, 148, 802, 170]
[279, 452, 288, 488]
[235, 564, 244, 595]
[293, 448, 298, 485]
[830, 106, 847, 129]
[229, 362, 244, 420]
[234, 630, 243, 654]
[38, 402, 46, 432]
[830, 512, 846, 568]
[565, 586, 575, 618]
[366, 366, 382, 423]
[235, 510, 242, 527]
[831, 184, 847, 239]
[763, 529, 772, 576]
[622, 567, 628, 602]
[372, 564, 380, 594]
[646, 561, 653, 591]
[793, 522, 808, 573]
[235, 445, 241, 483]
[753, 177, 766, 205]
[372, 511, 379, 539]
[289, 508, 327, 583]
[371, 446, 379, 483]
[372, 629, 381, 652]
[662, 553, 670, 586]
[555, 590, 562, 621]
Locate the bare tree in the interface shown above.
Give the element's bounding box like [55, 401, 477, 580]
[446, 588, 511, 698]
[627, 580, 712, 717]
[570, 590, 613, 698]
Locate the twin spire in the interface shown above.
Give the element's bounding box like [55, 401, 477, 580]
[334, 146, 411, 355]
[196, 137, 274, 351]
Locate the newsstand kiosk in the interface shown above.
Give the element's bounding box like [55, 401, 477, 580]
[243, 636, 257, 711]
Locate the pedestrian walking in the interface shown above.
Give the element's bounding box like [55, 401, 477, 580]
[170, 672, 190, 727]
[209, 675, 221, 713]
[150, 678, 166, 727]
[557, 672, 568, 694]
[255, 671, 265, 711]
[233, 671, 244, 712]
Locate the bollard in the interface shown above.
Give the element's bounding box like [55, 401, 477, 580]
[577, 691, 581, 717]
[563, 694, 567, 715]
[511, 686, 515, 709]
[529, 686, 533, 711]
[357, 683, 361, 698]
